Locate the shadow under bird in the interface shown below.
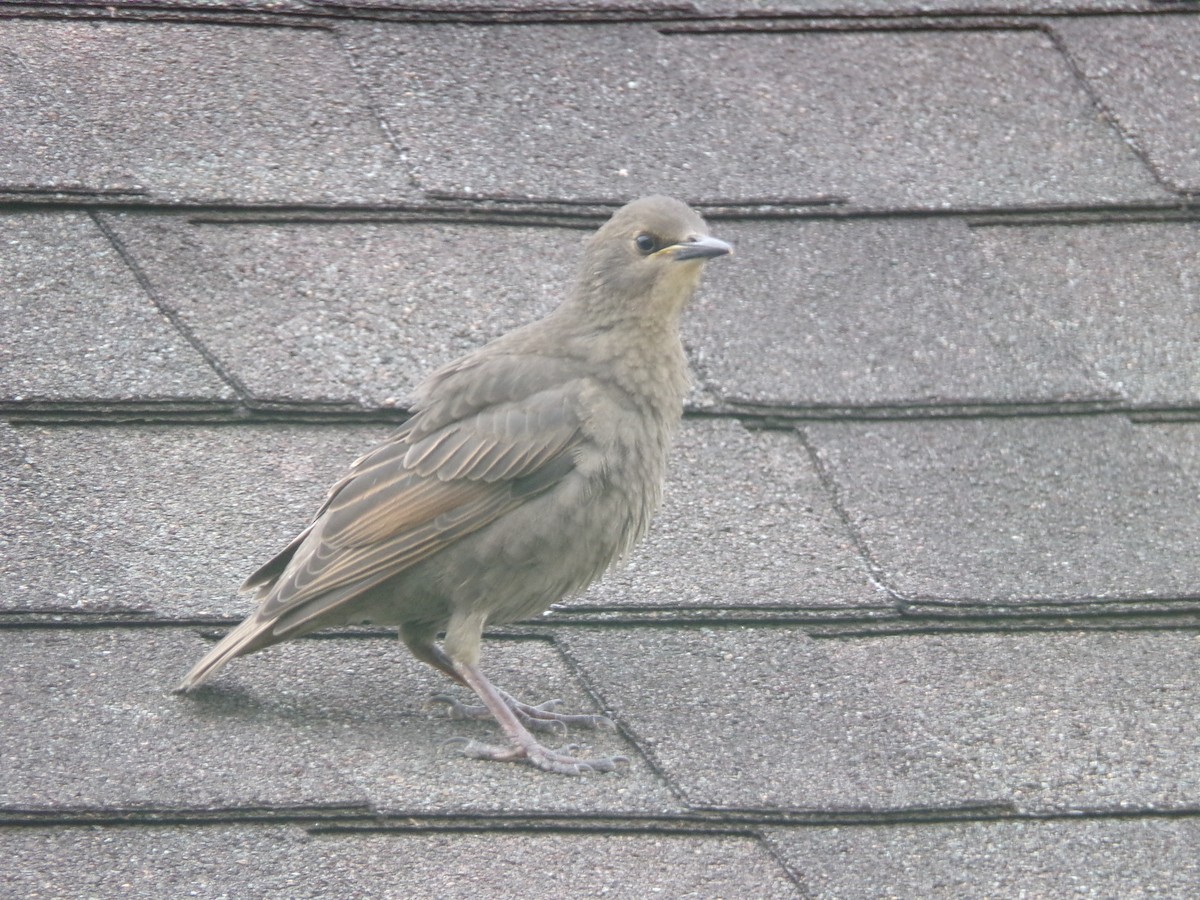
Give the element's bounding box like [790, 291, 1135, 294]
[177, 195, 732, 774]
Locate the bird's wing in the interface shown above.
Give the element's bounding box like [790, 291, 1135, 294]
[246, 383, 585, 637]
[404, 350, 589, 442]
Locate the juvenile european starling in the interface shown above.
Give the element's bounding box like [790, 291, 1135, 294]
[177, 196, 731, 774]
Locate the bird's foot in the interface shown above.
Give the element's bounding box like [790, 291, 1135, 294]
[437, 658, 628, 775]
[443, 736, 629, 776]
[427, 691, 615, 735]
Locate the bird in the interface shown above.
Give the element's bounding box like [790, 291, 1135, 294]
[176, 195, 732, 774]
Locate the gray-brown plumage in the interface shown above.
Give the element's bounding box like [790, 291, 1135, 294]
[177, 195, 731, 774]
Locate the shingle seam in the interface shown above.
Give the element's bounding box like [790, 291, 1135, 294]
[5, 803, 1197, 831]
[0, 401, 243, 422]
[10, 2, 1190, 28]
[314, 814, 759, 835]
[10, 402, 1200, 426]
[794, 428, 909, 609]
[0, 611, 901, 629]
[755, 830, 815, 899]
[897, 595, 1200, 609]
[660, 15, 1050, 34]
[546, 607, 901, 622]
[729, 405, 1200, 422]
[3, 198, 1196, 221]
[7, 603, 1198, 630]
[1044, 19, 1189, 198]
[551, 632, 694, 805]
[88, 211, 255, 405]
[544, 610, 1200, 633]
[660, 8, 1200, 36]
[331, 27, 422, 195]
[700, 804, 1200, 826]
[0, 403, 391, 424]
[0, 804, 375, 828]
[0, 5, 331, 29]
[178, 201, 1199, 221]
[295, 4, 704, 26]
[807, 617, 1200, 640]
[967, 210, 1200, 226]
[719, 402, 1135, 421]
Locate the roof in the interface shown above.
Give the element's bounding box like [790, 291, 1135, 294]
[2, 1, 1198, 896]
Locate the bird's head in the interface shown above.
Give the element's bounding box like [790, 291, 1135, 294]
[572, 195, 732, 328]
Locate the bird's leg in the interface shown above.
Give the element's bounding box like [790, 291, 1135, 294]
[405, 629, 612, 733]
[446, 658, 628, 776]
[430, 689, 614, 734]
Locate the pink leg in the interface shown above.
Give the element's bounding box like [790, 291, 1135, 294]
[406, 630, 613, 734]
[447, 658, 628, 776]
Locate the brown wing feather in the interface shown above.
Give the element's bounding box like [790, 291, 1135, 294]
[404, 387, 580, 482]
[265, 482, 523, 636]
[247, 387, 585, 630]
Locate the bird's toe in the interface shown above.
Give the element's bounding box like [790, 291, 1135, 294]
[427, 690, 610, 734]
[443, 734, 629, 775]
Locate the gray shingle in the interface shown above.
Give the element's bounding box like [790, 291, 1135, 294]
[2, 420, 877, 616]
[0, 425, 51, 604]
[1, 629, 674, 813]
[98, 215, 585, 406]
[0, 49, 138, 196]
[686, 219, 1113, 408]
[0, 213, 231, 404]
[804, 417, 1200, 603]
[344, 24, 1164, 208]
[101, 213, 721, 408]
[1145, 422, 1200, 476]
[1, 424, 389, 614]
[0, 21, 412, 204]
[0, 825, 798, 899]
[563, 627, 1200, 812]
[769, 818, 1200, 899]
[974, 221, 1200, 407]
[1055, 16, 1200, 194]
[100, 214, 1122, 411]
[581, 420, 887, 610]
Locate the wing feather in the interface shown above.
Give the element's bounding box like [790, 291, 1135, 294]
[245, 379, 588, 630]
[264, 483, 518, 634]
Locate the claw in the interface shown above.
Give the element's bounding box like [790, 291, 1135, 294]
[442, 735, 630, 776]
[426, 694, 485, 722]
[528, 717, 569, 736]
[524, 698, 564, 713]
[425, 690, 611, 735]
[450, 737, 522, 762]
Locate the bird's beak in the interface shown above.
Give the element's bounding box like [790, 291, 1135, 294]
[668, 235, 733, 261]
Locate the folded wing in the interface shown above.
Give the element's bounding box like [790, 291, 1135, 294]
[262, 384, 583, 633]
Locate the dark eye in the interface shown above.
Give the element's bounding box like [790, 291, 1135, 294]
[634, 233, 658, 255]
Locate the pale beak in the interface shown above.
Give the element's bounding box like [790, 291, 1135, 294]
[669, 235, 733, 261]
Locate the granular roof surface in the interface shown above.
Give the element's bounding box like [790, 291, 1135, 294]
[2, 2, 1198, 896]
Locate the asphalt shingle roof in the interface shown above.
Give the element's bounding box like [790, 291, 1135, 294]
[2, 2, 1197, 897]
[0, 213, 233, 406]
[342, 22, 1166, 207]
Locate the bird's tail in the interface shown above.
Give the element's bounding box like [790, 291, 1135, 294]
[175, 614, 275, 693]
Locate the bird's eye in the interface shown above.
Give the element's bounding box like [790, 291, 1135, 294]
[634, 233, 659, 255]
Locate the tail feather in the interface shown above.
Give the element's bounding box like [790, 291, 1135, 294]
[175, 614, 277, 693]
